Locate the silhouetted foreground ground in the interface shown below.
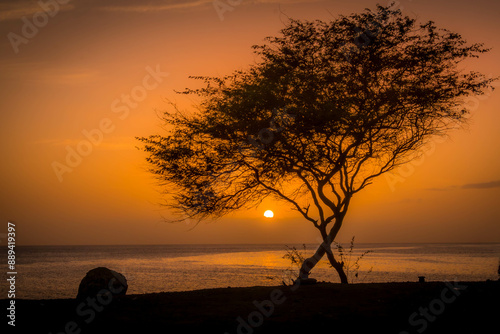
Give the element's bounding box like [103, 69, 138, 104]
[4, 281, 499, 333]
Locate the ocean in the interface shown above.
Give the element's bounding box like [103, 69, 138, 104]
[2, 243, 499, 300]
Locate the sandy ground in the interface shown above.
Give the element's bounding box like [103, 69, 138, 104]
[3, 280, 499, 333]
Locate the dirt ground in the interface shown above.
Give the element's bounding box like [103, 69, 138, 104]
[4, 280, 499, 334]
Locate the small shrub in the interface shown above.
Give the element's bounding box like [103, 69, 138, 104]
[332, 236, 373, 283]
[281, 244, 307, 285]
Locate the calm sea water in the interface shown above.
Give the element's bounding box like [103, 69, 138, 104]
[1, 243, 499, 299]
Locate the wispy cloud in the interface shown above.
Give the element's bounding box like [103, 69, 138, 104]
[33, 69, 102, 85]
[0, 0, 321, 19]
[427, 185, 458, 191]
[0, 1, 74, 21]
[0, 60, 101, 85]
[99, 0, 320, 13]
[461, 180, 500, 190]
[0, 3, 41, 21]
[428, 180, 500, 191]
[255, 0, 322, 3]
[99, 0, 213, 13]
[36, 137, 136, 151]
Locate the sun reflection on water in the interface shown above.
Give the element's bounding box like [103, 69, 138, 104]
[4, 243, 499, 299]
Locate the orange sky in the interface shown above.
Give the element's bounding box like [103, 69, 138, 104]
[1, 0, 499, 245]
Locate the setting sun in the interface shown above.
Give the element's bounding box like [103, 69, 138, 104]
[264, 210, 274, 218]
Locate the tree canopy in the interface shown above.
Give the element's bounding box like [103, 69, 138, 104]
[138, 4, 496, 283]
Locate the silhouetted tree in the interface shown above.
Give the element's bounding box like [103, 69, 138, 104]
[138, 4, 496, 283]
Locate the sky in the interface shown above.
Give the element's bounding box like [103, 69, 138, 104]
[0, 0, 499, 246]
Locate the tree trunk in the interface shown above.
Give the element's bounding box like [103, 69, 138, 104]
[325, 247, 348, 284]
[298, 240, 348, 284]
[298, 241, 328, 279]
[298, 214, 349, 284]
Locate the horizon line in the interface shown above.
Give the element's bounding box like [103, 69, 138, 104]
[6, 241, 500, 247]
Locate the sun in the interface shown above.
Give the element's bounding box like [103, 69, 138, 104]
[264, 210, 274, 218]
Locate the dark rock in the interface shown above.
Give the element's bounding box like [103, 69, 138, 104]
[76, 267, 127, 300]
[294, 277, 318, 285]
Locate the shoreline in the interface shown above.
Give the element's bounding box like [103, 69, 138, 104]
[7, 241, 500, 248]
[3, 280, 499, 333]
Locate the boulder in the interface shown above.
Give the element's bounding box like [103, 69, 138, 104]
[76, 267, 127, 300]
[293, 277, 318, 285]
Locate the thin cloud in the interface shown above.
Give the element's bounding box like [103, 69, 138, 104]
[255, 0, 322, 3]
[0, 1, 74, 21]
[461, 180, 500, 190]
[100, 0, 213, 13]
[99, 0, 320, 13]
[428, 180, 500, 191]
[33, 69, 102, 85]
[427, 185, 458, 191]
[0, 0, 319, 20]
[0, 3, 41, 21]
[36, 137, 136, 151]
[0, 60, 101, 85]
